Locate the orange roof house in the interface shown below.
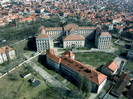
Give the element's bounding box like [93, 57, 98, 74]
[101, 61, 119, 76]
[100, 32, 111, 37]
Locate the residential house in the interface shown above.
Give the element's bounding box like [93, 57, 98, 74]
[100, 61, 119, 76]
[36, 28, 53, 52]
[111, 73, 130, 97]
[95, 32, 112, 50]
[0, 46, 16, 64]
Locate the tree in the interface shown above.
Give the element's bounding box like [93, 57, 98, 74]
[82, 76, 92, 97]
[102, 25, 109, 31]
[77, 74, 84, 93]
[77, 74, 92, 97]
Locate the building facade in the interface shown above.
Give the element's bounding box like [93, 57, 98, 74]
[39, 24, 96, 41]
[46, 49, 107, 93]
[100, 61, 119, 76]
[36, 29, 53, 52]
[0, 46, 16, 64]
[127, 42, 133, 59]
[63, 34, 85, 48]
[36, 24, 96, 51]
[95, 32, 112, 50]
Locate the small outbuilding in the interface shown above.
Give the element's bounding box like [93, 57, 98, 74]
[29, 78, 41, 87]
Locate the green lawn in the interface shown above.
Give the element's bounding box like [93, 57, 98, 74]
[0, 66, 48, 99]
[55, 74, 65, 82]
[125, 61, 133, 70]
[75, 52, 116, 68]
[67, 83, 78, 91]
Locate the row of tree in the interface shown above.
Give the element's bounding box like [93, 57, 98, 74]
[77, 74, 92, 97]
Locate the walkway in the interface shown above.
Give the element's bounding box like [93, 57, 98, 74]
[24, 54, 69, 90]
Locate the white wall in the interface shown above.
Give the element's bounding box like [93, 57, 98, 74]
[97, 78, 107, 93]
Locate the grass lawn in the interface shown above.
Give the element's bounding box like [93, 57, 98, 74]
[0, 66, 48, 99]
[112, 37, 118, 43]
[75, 52, 116, 68]
[55, 74, 65, 82]
[67, 83, 78, 91]
[125, 61, 133, 70]
[34, 58, 57, 75]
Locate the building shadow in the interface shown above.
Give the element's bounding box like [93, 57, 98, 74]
[25, 36, 37, 51]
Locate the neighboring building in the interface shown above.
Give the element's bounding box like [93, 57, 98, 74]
[63, 24, 96, 40]
[39, 24, 96, 41]
[63, 34, 85, 49]
[36, 24, 96, 50]
[127, 84, 133, 99]
[46, 49, 61, 72]
[0, 46, 16, 64]
[46, 49, 107, 93]
[63, 50, 75, 59]
[0, 0, 10, 4]
[127, 42, 133, 59]
[100, 61, 119, 76]
[36, 29, 53, 52]
[95, 32, 112, 50]
[111, 73, 130, 97]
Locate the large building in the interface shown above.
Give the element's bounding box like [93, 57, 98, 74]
[95, 32, 112, 50]
[36, 24, 96, 51]
[36, 28, 53, 52]
[0, 46, 16, 64]
[46, 49, 107, 93]
[38, 24, 96, 41]
[63, 34, 85, 48]
[127, 42, 133, 59]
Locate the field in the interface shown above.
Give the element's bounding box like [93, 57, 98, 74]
[0, 66, 48, 99]
[75, 52, 116, 68]
[125, 61, 133, 70]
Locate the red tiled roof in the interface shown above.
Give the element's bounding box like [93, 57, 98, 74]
[0, 46, 13, 54]
[37, 33, 49, 39]
[80, 26, 96, 30]
[103, 61, 118, 72]
[46, 49, 107, 85]
[45, 27, 62, 31]
[0, 48, 4, 54]
[64, 34, 85, 41]
[64, 24, 79, 31]
[63, 50, 74, 58]
[61, 56, 107, 85]
[100, 32, 111, 37]
[47, 53, 61, 64]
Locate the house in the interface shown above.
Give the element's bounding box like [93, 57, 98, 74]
[46, 49, 107, 93]
[111, 73, 130, 97]
[127, 42, 133, 60]
[36, 28, 53, 52]
[100, 61, 119, 76]
[0, 48, 7, 64]
[95, 32, 112, 50]
[0, 46, 16, 64]
[63, 34, 85, 49]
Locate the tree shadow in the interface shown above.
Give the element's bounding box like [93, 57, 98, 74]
[34, 86, 84, 99]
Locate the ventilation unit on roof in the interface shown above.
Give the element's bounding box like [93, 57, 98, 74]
[79, 66, 84, 69]
[84, 69, 91, 73]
